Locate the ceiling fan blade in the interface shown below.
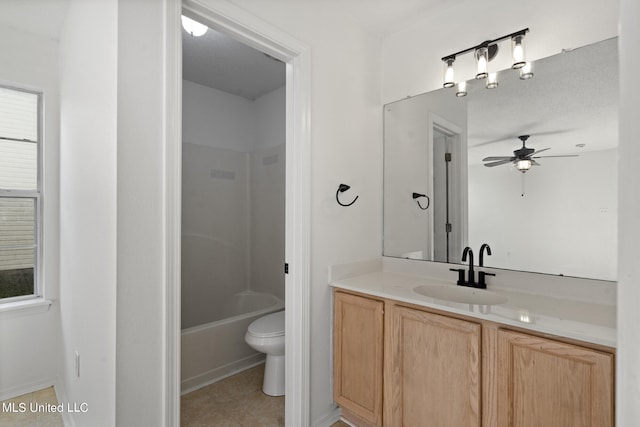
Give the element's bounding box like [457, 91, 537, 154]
[531, 159, 541, 166]
[484, 159, 513, 167]
[532, 155, 579, 158]
[530, 148, 551, 156]
[482, 156, 513, 161]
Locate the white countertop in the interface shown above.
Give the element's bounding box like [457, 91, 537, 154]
[331, 269, 616, 348]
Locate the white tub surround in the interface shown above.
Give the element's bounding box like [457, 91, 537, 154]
[329, 258, 616, 348]
[181, 291, 284, 394]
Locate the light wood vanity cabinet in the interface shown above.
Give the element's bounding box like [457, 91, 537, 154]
[497, 330, 614, 427]
[333, 289, 615, 427]
[333, 291, 384, 427]
[385, 304, 481, 427]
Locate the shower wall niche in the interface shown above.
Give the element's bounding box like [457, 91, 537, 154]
[182, 80, 285, 329]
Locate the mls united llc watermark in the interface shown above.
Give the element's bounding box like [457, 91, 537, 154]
[2, 401, 89, 414]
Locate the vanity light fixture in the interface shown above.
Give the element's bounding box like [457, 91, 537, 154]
[486, 72, 499, 89]
[456, 81, 467, 97]
[181, 15, 208, 37]
[519, 62, 534, 80]
[511, 34, 527, 69]
[443, 58, 456, 88]
[441, 28, 531, 96]
[475, 46, 489, 79]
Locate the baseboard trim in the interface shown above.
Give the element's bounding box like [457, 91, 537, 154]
[181, 354, 265, 395]
[312, 406, 342, 427]
[53, 378, 76, 427]
[0, 377, 56, 402]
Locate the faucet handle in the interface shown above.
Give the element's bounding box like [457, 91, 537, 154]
[449, 268, 466, 286]
[477, 271, 496, 289]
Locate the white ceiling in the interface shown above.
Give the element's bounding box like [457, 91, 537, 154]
[316, 0, 458, 37]
[182, 25, 286, 101]
[181, 0, 464, 100]
[0, 0, 461, 100]
[0, 0, 69, 40]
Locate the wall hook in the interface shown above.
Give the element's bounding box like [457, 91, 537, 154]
[336, 184, 359, 207]
[412, 192, 430, 210]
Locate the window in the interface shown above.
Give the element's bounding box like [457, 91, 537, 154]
[0, 85, 41, 302]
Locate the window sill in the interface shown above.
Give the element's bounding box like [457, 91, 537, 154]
[0, 298, 53, 319]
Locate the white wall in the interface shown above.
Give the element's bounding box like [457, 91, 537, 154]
[207, 1, 383, 423]
[183, 80, 256, 150]
[0, 24, 59, 400]
[617, 0, 640, 423]
[468, 149, 617, 280]
[115, 0, 171, 424]
[58, 0, 117, 424]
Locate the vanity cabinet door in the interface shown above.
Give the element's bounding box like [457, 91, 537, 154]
[333, 291, 384, 427]
[497, 330, 614, 427]
[384, 304, 481, 427]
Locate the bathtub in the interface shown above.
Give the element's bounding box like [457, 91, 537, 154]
[181, 291, 284, 394]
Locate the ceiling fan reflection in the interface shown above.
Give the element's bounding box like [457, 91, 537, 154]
[482, 134, 578, 173]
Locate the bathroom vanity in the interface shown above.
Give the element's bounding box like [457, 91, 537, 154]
[336, 35, 619, 427]
[330, 259, 615, 427]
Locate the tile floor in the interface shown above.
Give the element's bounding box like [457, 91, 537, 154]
[182, 364, 285, 426]
[0, 387, 64, 427]
[182, 363, 350, 427]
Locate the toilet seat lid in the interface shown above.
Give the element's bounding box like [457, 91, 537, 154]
[248, 310, 285, 337]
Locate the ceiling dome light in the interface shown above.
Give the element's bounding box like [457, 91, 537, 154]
[181, 16, 208, 37]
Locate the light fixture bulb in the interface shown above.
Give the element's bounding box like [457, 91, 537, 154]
[456, 81, 467, 97]
[515, 159, 532, 172]
[486, 72, 498, 89]
[511, 35, 526, 69]
[443, 58, 455, 88]
[519, 62, 534, 80]
[181, 15, 208, 37]
[475, 47, 489, 79]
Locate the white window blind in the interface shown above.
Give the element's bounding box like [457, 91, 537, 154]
[0, 86, 40, 301]
[0, 87, 38, 142]
[0, 87, 38, 191]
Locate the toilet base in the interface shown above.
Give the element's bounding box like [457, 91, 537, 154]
[262, 354, 285, 396]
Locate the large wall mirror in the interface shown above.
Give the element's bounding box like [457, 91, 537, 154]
[383, 37, 617, 281]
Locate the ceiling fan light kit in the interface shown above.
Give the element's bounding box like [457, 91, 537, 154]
[482, 134, 579, 173]
[442, 28, 531, 96]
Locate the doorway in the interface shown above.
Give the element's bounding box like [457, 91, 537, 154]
[174, 1, 312, 425]
[428, 115, 467, 263]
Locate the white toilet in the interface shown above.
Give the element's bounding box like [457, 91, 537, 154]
[245, 310, 285, 396]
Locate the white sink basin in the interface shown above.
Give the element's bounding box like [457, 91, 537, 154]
[413, 285, 508, 305]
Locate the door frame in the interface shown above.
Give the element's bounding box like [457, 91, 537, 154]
[427, 113, 467, 260]
[167, 0, 312, 425]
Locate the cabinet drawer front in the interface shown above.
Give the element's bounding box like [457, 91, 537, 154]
[497, 330, 614, 427]
[334, 292, 384, 426]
